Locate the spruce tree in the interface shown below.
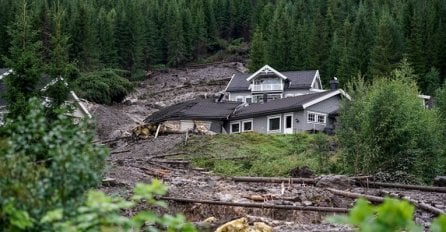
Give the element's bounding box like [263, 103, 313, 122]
[247, 27, 266, 72]
[369, 11, 403, 77]
[350, 3, 374, 78]
[44, 4, 72, 111]
[69, 1, 98, 71]
[166, 3, 186, 67]
[3, 0, 43, 119]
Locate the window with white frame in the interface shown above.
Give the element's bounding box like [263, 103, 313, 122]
[242, 120, 253, 131]
[245, 96, 252, 104]
[268, 116, 281, 132]
[231, 122, 240, 133]
[236, 96, 243, 102]
[307, 112, 326, 124]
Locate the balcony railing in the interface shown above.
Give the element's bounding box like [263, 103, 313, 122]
[251, 83, 283, 92]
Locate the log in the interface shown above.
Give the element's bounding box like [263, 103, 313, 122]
[356, 181, 446, 193]
[160, 197, 349, 213]
[149, 152, 188, 160]
[379, 190, 445, 216]
[242, 194, 298, 202]
[326, 188, 445, 216]
[232, 177, 317, 185]
[110, 149, 131, 155]
[326, 188, 384, 203]
[155, 160, 190, 165]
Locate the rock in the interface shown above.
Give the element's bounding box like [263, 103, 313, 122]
[215, 218, 272, 232]
[110, 130, 123, 139]
[253, 222, 273, 232]
[316, 175, 352, 189]
[217, 193, 234, 202]
[215, 218, 249, 232]
[302, 201, 313, 206]
[203, 217, 218, 223]
[433, 176, 446, 187]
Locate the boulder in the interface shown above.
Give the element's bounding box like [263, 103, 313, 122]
[433, 176, 446, 187]
[316, 175, 352, 189]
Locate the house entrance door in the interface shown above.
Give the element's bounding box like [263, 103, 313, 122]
[284, 114, 293, 134]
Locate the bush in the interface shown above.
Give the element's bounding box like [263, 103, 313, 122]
[337, 77, 445, 182]
[43, 180, 196, 232]
[0, 98, 108, 231]
[73, 69, 134, 104]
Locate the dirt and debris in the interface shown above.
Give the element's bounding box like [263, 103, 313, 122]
[92, 63, 446, 232]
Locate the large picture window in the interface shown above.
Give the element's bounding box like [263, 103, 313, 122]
[307, 112, 326, 124]
[268, 116, 281, 132]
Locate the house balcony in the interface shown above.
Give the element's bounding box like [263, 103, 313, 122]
[251, 83, 283, 92]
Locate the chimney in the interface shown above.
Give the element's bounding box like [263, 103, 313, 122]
[330, 77, 339, 90]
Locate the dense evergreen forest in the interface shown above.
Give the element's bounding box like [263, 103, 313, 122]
[0, 0, 445, 94]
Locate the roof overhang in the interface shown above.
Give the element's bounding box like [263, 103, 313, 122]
[246, 65, 288, 81]
[302, 89, 351, 109]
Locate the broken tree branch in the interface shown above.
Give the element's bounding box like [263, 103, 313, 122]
[232, 177, 317, 185]
[160, 197, 348, 213]
[356, 181, 446, 193]
[326, 188, 445, 216]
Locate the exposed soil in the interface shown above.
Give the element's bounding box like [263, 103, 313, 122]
[91, 63, 445, 231]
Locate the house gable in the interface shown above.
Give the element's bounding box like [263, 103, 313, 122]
[246, 65, 288, 82]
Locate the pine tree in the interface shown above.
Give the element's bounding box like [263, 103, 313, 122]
[44, 3, 72, 111]
[247, 27, 266, 72]
[350, 3, 374, 78]
[369, 11, 403, 77]
[3, 0, 43, 119]
[69, 1, 98, 71]
[97, 8, 118, 68]
[166, 3, 186, 67]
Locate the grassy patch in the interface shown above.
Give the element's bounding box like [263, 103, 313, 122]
[178, 132, 341, 177]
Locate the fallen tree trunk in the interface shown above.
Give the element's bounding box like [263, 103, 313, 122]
[326, 188, 445, 216]
[356, 181, 446, 193]
[160, 197, 348, 213]
[232, 177, 317, 185]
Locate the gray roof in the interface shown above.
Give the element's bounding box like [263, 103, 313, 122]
[230, 91, 330, 120]
[144, 99, 241, 123]
[226, 70, 318, 92]
[144, 91, 342, 124]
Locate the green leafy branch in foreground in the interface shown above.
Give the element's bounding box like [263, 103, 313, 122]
[327, 198, 446, 232]
[41, 180, 196, 232]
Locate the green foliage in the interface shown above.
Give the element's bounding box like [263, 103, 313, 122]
[43, 180, 196, 232]
[3, 0, 43, 119]
[73, 69, 134, 104]
[182, 132, 340, 177]
[432, 215, 446, 232]
[327, 198, 422, 232]
[338, 75, 445, 182]
[0, 98, 108, 231]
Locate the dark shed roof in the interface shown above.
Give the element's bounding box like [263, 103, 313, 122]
[225, 70, 318, 92]
[144, 99, 241, 123]
[230, 91, 329, 120]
